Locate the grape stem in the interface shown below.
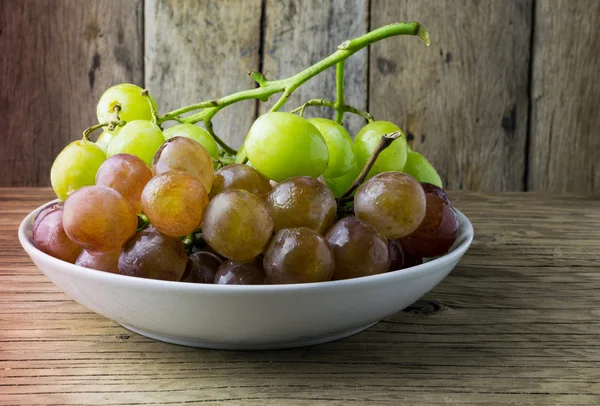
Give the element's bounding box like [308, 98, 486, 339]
[182, 233, 195, 253]
[82, 121, 126, 141]
[156, 22, 429, 154]
[290, 98, 374, 122]
[338, 130, 403, 202]
[335, 62, 345, 124]
[141, 89, 160, 126]
[136, 214, 149, 232]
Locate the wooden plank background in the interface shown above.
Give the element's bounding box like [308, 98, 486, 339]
[1, 0, 599, 194]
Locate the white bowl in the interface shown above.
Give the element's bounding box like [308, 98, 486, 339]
[19, 201, 473, 350]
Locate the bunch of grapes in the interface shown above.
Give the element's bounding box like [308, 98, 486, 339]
[33, 82, 459, 285]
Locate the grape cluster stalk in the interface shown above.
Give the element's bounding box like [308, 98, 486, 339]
[154, 22, 429, 156]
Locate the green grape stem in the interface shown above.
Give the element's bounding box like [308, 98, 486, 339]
[290, 98, 374, 122]
[82, 121, 126, 141]
[334, 62, 345, 124]
[157, 22, 429, 154]
[136, 214, 150, 232]
[339, 130, 403, 202]
[182, 232, 195, 252]
[141, 89, 159, 125]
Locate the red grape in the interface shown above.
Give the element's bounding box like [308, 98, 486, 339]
[62, 186, 138, 253]
[76, 250, 120, 273]
[33, 203, 81, 263]
[354, 172, 426, 239]
[264, 227, 335, 284]
[96, 154, 152, 213]
[325, 216, 390, 280]
[214, 260, 266, 285]
[119, 227, 187, 281]
[181, 251, 223, 284]
[399, 183, 459, 257]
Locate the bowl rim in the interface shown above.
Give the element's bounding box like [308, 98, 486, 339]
[19, 199, 474, 293]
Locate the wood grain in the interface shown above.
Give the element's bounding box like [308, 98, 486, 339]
[259, 0, 369, 136]
[528, 0, 600, 195]
[369, 0, 532, 192]
[0, 0, 144, 186]
[2, 188, 600, 404]
[145, 0, 262, 149]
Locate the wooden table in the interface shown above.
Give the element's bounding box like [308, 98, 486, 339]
[1, 188, 599, 405]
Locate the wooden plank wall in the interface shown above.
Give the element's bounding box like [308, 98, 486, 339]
[0, 0, 599, 194]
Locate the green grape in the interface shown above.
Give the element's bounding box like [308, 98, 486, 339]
[163, 123, 219, 159]
[152, 136, 214, 193]
[309, 118, 355, 178]
[96, 128, 119, 153]
[265, 176, 336, 234]
[141, 171, 209, 237]
[96, 83, 156, 123]
[202, 189, 274, 261]
[325, 216, 390, 280]
[107, 120, 165, 165]
[402, 150, 443, 188]
[210, 164, 271, 199]
[63, 186, 138, 253]
[324, 160, 360, 198]
[119, 227, 188, 281]
[51, 140, 106, 200]
[95, 154, 153, 213]
[354, 121, 408, 177]
[263, 227, 335, 284]
[354, 172, 426, 239]
[244, 112, 329, 181]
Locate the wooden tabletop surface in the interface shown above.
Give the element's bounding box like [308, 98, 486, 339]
[1, 188, 599, 405]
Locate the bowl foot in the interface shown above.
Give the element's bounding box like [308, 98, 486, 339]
[119, 321, 379, 350]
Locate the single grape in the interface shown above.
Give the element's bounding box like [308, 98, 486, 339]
[96, 128, 119, 153]
[107, 120, 165, 165]
[324, 160, 360, 198]
[244, 112, 329, 181]
[202, 189, 273, 261]
[141, 171, 209, 237]
[152, 136, 214, 193]
[209, 164, 272, 199]
[308, 118, 355, 178]
[263, 227, 335, 284]
[75, 250, 120, 273]
[180, 251, 223, 283]
[354, 172, 426, 239]
[51, 140, 106, 200]
[95, 154, 153, 213]
[421, 182, 451, 205]
[399, 183, 459, 257]
[325, 216, 389, 280]
[403, 150, 443, 188]
[62, 186, 138, 253]
[214, 260, 266, 285]
[265, 176, 336, 234]
[387, 239, 405, 271]
[354, 121, 408, 177]
[96, 83, 156, 123]
[163, 123, 219, 159]
[33, 203, 81, 263]
[119, 227, 187, 281]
